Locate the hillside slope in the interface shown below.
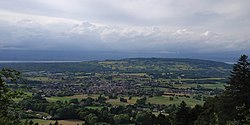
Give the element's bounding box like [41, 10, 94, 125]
[0, 58, 232, 78]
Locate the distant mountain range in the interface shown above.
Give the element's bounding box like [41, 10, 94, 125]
[0, 50, 246, 62]
[0, 57, 232, 79]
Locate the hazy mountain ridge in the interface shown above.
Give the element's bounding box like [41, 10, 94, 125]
[0, 50, 244, 62]
[0, 58, 232, 79]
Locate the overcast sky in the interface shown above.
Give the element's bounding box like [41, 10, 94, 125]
[0, 0, 249, 55]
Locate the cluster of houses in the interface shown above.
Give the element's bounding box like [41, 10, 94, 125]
[24, 71, 223, 99]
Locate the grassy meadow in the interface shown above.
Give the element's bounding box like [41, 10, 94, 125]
[22, 119, 84, 125]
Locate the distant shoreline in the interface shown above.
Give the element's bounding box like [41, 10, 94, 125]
[0, 60, 235, 64]
[224, 62, 235, 64]
[0, 61, 82, 63]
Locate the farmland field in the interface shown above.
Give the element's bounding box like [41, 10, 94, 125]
[173, 83, 227, 89]
[46, 94, 101, 102]
[22, 119, 84, 125]
[106, 96, 141, 106]
[147, 95, 204, 107]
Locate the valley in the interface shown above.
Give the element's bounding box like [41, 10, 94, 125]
[0, 58, 232, 125]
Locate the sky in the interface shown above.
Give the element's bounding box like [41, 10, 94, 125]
[0, 0, 250, 60]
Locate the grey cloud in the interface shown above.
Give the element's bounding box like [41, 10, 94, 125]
[0, 15, 248, 53]
[0, 0, 249, 54]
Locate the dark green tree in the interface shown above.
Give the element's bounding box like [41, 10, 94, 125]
[196, 55, 250, 124]
[113, 114, 130, 124]
[135, 97, 146, 106]
[190, 104, 203, 124]
[54, 120, 59, 125]
[0, 68, 23, 125]
[135, 111, 154, 125]
[83, 97, 95, 106]
[28, 120, 34, 125]
[69, 98, 79, 104]
[195, 97, 219, 125]
[155, 113, 171, 125]
[175, 101, 191, 125]
[85, 113, 98, 125]
[24, 120, 29, 125]
[225, 54, 250, 108]
[223, 55, 250, 123]
[54, 106, 77, 119]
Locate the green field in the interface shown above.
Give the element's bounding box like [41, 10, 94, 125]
[46, 94, 101, 102]
[94, 95, 203, 107]
[25, 76, 61, 82]
[13, 92, 33, 102]
[106, 96, 141, 106]
[46, 94, 204, 107]
[174, 83, 227, 89]
[173, 77, 226, 81]
[147, 95, 204, 107]
[22, 119, 84, 125]
[47, 95, 142, 106]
